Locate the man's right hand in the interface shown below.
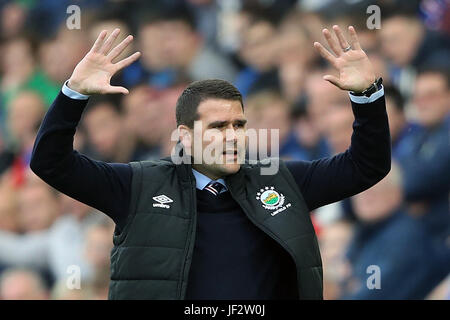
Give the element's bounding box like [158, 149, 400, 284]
[67, 28, 141, 95]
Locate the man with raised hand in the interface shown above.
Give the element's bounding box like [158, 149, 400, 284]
[31, 26, 390, 299]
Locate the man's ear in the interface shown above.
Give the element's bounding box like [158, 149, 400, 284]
[178, 125, 192, 150]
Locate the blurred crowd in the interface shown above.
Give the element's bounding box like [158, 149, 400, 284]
[0, 0, 449, 300]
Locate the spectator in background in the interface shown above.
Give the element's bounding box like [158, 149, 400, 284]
[0, 2, 27, 40]
[245, 89, 304, 160]
[135, 13, 174, 88]
[0, 37, 36, 107]
[0, 170, 102, 286]
[383, 84, 418, 159]
[303, 70, 348, 136]
[154, 84, 185, 157]
[342, 163, 447, 299]
[291, 98, 330, 161]
[83, 219, 115, 300]
[0, 268, 48, 300]
[318, 218, 353, 300]
[2, 90, 45, 188]
[185, 0, 219, 49]
[0, 36, 59, 109]
[6, 91, 45, 166]
[82, 95, 137, 163]
[322, 104, 354, 155]
[379, 10, 450, 96]
[135, 7, 236, 89]
[0, 180, 18, 233]
[276, 10, 319, 103]
[0, 172, 57, 284]
[38, 26, 89, 92]
[235, 10, 280, 96]
[396, 66, 450, 247]
[161, 7, 237, 84]
[122, 84, 181, 161]
[314, 101, 357, 225]
[122, 84, 162, 161]
[16, 170, 60, 233]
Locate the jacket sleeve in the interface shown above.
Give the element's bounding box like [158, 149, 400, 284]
[30, 91, 132, 229]
[286, 93, 391, 211]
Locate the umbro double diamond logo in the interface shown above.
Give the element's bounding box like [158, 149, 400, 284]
[152, 195, 173, 209]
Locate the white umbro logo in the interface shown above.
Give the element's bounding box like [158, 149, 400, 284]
[152, 195, 173, 209]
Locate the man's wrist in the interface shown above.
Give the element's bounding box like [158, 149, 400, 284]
[62, 80, 90, 100]
[350, 77, 383, 97]
[349, 85, 384, 104]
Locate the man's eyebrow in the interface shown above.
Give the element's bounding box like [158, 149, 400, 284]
[234, 119, 247, 125]
[208, 120, 228, 128]
[208, 119, 247, 128]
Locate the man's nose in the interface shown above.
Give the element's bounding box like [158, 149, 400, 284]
[225, 125, 238, 142]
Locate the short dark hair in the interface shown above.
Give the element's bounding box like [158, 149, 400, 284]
[176, 79, 243, 128]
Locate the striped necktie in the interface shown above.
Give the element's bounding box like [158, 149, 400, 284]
[204, 181, 225, 196]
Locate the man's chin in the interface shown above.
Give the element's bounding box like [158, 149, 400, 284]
[210, 163, 241, 178]
[221, 163, 241, 175]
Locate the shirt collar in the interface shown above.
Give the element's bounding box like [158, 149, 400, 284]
[192, 169, 227, 192]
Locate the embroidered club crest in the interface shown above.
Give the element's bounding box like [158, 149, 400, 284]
[256, 186, 285, 210]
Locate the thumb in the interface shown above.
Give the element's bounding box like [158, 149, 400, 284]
[105, 85, 129, 95]
[323, 75, 343, 89]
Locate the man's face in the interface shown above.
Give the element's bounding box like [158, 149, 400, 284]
[161, 20, 199, 67]
[18, 183, 59, 232]
[380, 17, 423, 67]
[323, 106, 354, 154]
[180, 99, 247, 179]
[246, 98, 289, 149]
[138, 23, 170, 70]
[413, 73, 449, 127]
[8, 92, 44, 143]
[352, 171, 402, 223]
[239, 21, 277, 71]
[84, 103, 123, 158]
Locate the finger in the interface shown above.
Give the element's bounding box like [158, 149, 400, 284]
[99, 28, 120, 55]
[332, 25, 350, 50]
[107, 35, 134, 61]
[348, 26, 361, 50]
[105, 85, 129, 95]
[91, 30, 107, 53]
[323, 75, 343, 88]
[323, 28, 341, 56]
[313, 42, 336, 65]
[114, 51, 141, 71]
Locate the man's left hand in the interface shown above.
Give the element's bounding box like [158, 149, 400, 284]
[314, 25, 376, 93]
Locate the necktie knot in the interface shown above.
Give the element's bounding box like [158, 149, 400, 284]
[204, 181, 225, 196]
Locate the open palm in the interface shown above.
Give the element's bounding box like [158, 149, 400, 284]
[68, 29, 141, 95]
[313, 26, 376, 93]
